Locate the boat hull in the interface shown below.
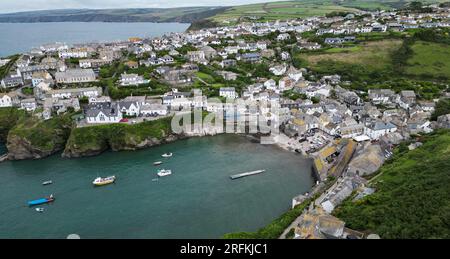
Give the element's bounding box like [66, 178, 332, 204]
[28, 198, 54, 207]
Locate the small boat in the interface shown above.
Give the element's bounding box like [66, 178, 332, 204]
[92, 176, 116, 186]
[157, 169, 172, 177]
[28, 194, 55, 207]
[35, 208, 44, 213]
[161, 152, 173, 158]
[42, 180, 53, 186]
[153, 161, 163, 166]
[152, 178, 159, 182]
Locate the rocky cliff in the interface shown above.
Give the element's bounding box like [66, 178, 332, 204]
[6, 114, 73, 160]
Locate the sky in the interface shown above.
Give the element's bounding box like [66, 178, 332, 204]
[0, 0, 283, 14]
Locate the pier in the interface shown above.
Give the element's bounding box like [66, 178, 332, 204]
[230, 170, 265, 180]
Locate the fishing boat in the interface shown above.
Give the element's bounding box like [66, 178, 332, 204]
[153, 161, 163, 166]
[28, 194, 55, 207]
[92, 176, 116, 186]
[42, 180, 53, 186]
[161, 152, 173, 158]
[157, 169, 172, 177]
[35, 208, 44, 213]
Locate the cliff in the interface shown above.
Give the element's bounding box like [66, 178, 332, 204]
[0, 107, 26, 143]
[6, 114, 73, 160]
[63, 117, 177, 158]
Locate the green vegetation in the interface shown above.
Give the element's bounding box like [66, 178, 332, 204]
[9, 113, 74, 152]
[405, 41, 450, 80]
[298, 30, 449, 98]
[21, 87, 34, 95]
[211, 1, 361, 24]
[0, 107, 27, 142]
[65, 117, 173, 154]
[431, 98, 450, 121]
[333, 130, 450, 239]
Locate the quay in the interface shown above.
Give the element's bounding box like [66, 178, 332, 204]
[230, 170, 265, 180]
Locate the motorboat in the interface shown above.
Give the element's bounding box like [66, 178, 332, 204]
[161, 153, 172, 158]
[28, 194, 55, 207]
[35, 208, 44, 212]
[153, 161, 163, 166]
[42, 180, 53, 186]
[157, 169, 172, 177]
[93, 176, 116, 186]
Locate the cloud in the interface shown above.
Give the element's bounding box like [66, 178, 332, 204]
[0, 0, 282, 13]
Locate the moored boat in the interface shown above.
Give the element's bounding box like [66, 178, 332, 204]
[28, 194, 55, 207]
[157, 169, 172, 177]
[35, 207, 44, 212]
[153, 161, 163, 166]
[42, 180, 53, 186]
[161, 152, 173, 158]
[92, 176, 116, 186]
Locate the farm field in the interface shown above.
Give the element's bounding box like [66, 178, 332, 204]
[211, 1, 360, 24]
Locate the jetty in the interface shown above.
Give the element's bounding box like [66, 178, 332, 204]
[230, 170, 265, 180]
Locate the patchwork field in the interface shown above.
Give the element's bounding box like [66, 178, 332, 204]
[299, 39, 403, 70]
[211, 1, 360, 24]
[405, 41, 450, 79]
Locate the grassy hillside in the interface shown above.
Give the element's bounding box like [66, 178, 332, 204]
[9, 113, 73, 152]
[0, 107, 27, 142]
[405, 41, 450, 79]
[64, 117, 173, 156]
[300, 39, 403, 70]
[333, 130, 450, 239]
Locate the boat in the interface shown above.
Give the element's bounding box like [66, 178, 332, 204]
[35, 208, 44, 212]
[161, 152, 173, 158]
[42, 180, 53, 186]
[92, 176, 116, 186]
[157, 169, 172, 177]
[28, 194, 55, 207]
[152, 178, 159, 182]
[153, 161, 163, 166]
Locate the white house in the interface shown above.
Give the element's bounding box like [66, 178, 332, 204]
[20, 98, 37, 112]
[86, 103, 122, 124]
[365, 121, 397, 140]
[140, 104, 168, 116]
[219, 87, 237, 99]
[0, 93, 18, 107]
[120, 73, 149, 86]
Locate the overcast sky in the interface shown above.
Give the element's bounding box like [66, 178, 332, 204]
[0, 0, 282, 14]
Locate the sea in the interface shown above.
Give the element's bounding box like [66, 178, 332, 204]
[0, 134, 315, 238]
[0, 22, 190, 57]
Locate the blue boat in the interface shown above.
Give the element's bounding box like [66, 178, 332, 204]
[27, 195, 55, 207]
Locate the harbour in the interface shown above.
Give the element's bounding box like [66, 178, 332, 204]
[0, 134, 314, 238]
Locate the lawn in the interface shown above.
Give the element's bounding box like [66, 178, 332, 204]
[405, 41, 450, 80]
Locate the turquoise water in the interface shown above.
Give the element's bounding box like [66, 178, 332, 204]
[0, 22, 190, 57]
[0, 135, 314, 238]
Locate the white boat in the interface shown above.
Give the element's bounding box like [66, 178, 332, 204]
[93, 176, 116, 186]
[157, 169, 172, 177]
[153, 161, 163, 166]
[161, 152, 173, 158]
[42, 180, 53, 186]
[35, 208, 44, 212]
